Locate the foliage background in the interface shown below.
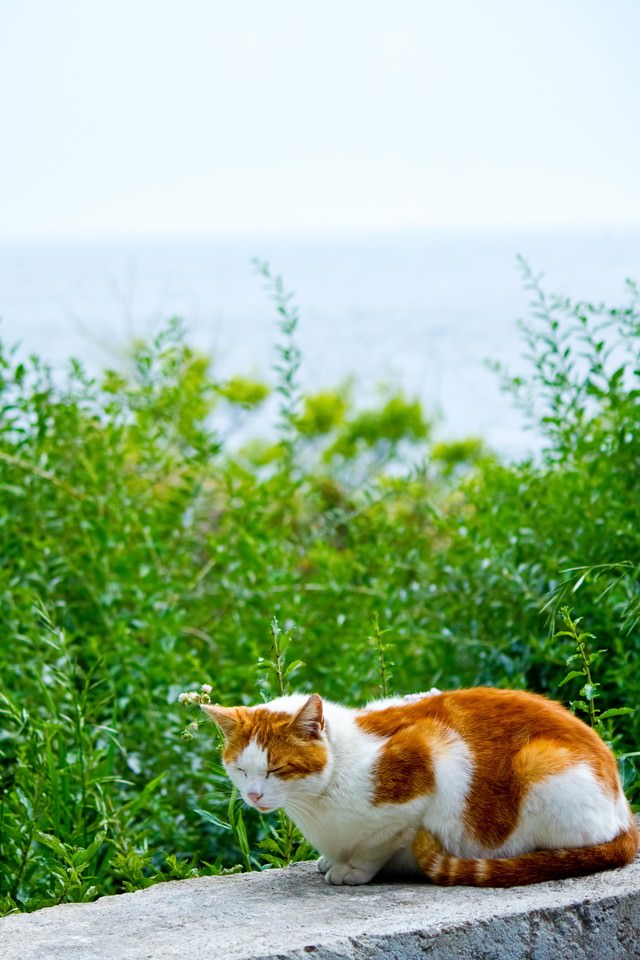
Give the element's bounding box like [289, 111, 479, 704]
[0, 263, 638, 915]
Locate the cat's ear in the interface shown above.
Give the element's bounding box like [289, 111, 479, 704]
[201, 704, 241, 739]
[290, 694, 324, 739]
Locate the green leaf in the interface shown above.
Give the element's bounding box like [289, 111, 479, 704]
[284, 659, 305, 676]
[558, 669, 585, 687]
[585, 649, 607, 665]
[599, 708, 633, 720]
[71, 832, 106, 868]
[35, 832, 71, 863]
[571, 571, 589, 592]
[193, 808, 231, 831]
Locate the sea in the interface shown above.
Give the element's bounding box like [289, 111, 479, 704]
[0, 227, 638, 459]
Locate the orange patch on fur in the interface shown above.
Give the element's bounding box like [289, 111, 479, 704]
[216, 707, 327, 778]
[371, 727, 435, 804]
[512, 739, 578, 786]
[358, 688, 621, 847]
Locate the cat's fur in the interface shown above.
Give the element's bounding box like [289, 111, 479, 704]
[202, 687, 638, 886]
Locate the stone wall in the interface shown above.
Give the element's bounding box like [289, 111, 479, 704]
[1, 835, 639, 959]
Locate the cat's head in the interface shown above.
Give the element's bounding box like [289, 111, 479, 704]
[201, 693, 330, 813]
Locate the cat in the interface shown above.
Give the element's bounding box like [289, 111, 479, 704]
[201, 687, 638, 886]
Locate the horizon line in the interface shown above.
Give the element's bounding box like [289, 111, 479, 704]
[2, 220, 640, 247]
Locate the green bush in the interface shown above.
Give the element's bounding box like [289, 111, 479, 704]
[0, 262, 638, 914]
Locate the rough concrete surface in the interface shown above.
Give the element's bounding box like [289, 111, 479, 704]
[1, 837, 639, 960]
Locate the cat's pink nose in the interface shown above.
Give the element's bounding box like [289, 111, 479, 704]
[248, 791, 263, 804]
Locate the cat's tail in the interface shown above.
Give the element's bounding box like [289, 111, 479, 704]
[413, 818, 639, 887]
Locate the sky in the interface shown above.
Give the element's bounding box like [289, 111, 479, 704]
[1, 0, 639, 239]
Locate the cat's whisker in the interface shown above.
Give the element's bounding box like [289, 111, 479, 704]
[285, 797, 323, 824]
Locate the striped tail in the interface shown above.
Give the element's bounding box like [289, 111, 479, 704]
[413, 818, 639, 887]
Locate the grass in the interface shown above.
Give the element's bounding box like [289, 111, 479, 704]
[0, 261, 639, 914]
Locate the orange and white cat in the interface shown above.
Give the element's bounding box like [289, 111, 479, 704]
[202, 688, 638, 886]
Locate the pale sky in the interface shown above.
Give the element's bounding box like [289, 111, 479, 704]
[1, 0, 639, 239]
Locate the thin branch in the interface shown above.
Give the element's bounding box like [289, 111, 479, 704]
[0, 450, 86, 500]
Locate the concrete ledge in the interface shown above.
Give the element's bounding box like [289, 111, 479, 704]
[2, 839, 640, 960]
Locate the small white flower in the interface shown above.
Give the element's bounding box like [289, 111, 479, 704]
[201, 683, 213, 694]
[178, 693, 189, 703]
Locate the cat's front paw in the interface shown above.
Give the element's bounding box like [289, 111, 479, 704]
[317, 855, 332, 874]
[325, 863, 375, 886]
